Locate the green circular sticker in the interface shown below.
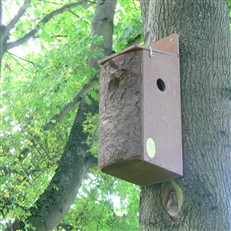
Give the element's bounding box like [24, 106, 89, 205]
[146, 138, 156, 158]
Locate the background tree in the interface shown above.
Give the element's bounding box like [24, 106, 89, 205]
[1, 0, 141, 230]
[139, 0, 231, 230]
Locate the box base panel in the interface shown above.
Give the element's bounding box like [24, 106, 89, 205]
[100, 159, 181, 186]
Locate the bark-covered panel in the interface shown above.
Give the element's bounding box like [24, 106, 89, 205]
[99, 51, 142, 168]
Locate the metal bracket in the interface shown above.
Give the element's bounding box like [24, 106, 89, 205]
[149, 47, 155, 58]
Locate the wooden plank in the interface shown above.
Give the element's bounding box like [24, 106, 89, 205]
[99, 45, 145, 65]
[99, 38, 179, 65]
[151, 33, 179, 55]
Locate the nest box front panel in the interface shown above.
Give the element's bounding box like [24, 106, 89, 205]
[99, 50, 143, 169]
[142, 50, 182, 176]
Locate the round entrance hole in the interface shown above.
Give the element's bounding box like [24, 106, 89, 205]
[109, 78, 120, 92]
[156, 78, 166, 91]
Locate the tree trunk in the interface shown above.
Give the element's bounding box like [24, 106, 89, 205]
[139, 0, 231, 230]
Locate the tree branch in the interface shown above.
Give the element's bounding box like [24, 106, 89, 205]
[8, 51, 35, 66]
[6, 29, 36, 50]
[15, 72, 98, 163]
[43, 73, 98, 131]
[6, 0, 91, 50]
[5, 0, 31, 35]
[68, 9, 89, 24]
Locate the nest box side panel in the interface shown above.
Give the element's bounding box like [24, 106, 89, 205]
[142, 50, 183, 176]
[99, 50, 143, 169]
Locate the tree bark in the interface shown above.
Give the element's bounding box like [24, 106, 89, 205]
[139, 0, 231, 230]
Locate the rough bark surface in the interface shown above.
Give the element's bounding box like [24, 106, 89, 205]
[99, 51, 142, 166]
[139, 0, 231, 230]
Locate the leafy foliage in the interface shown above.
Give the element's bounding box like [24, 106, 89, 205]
[57, 170, 140, 231]
[113, 1, 143, 51]
[1, 0, 142, 230]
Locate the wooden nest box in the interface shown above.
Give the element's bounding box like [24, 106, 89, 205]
[98, 34, 183, 186]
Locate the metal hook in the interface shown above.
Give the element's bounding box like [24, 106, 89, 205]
[149, 47, 155, 58]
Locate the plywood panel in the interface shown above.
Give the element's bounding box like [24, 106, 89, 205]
[151, 33, 179, 55]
